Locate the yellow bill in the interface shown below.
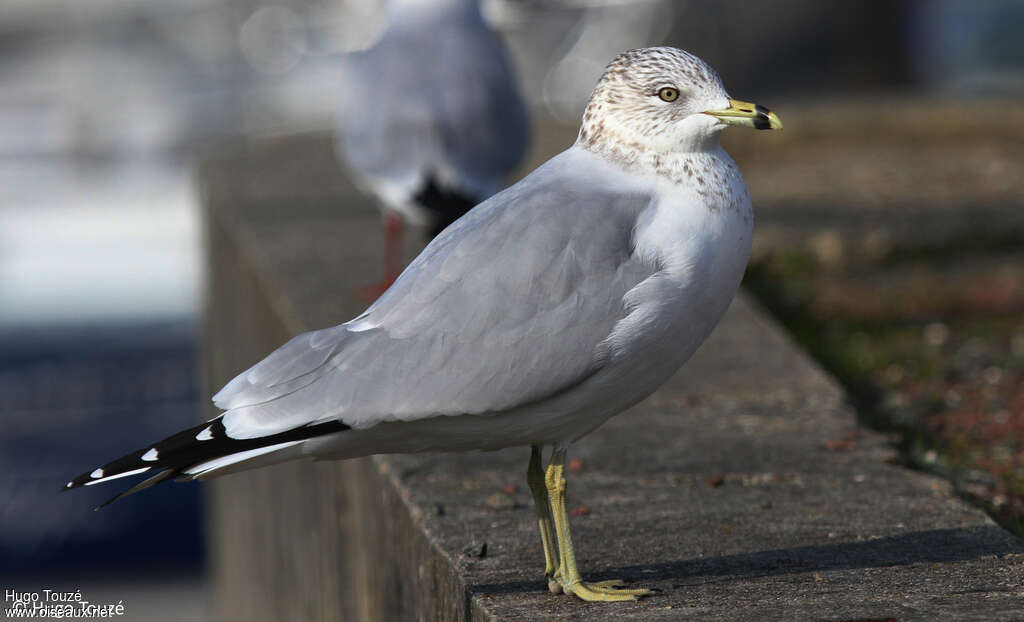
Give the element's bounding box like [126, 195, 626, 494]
[704, 99, 782, 130]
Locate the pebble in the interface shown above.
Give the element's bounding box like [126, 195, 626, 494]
[923, 322, 949, 346]
[462, 541, 487, 558]
[485, 492, 516, 510]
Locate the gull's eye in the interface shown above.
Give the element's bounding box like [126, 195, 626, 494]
[657, 86, 679, 102]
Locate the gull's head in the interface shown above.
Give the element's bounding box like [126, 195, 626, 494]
[577, 47, 781, 155]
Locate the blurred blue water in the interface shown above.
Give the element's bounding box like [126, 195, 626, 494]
[0, 320, 202, 576]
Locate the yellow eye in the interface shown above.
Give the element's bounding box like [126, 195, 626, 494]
[658, 86, 679, 102]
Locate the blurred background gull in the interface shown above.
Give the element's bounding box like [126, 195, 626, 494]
[335, 0, 529, 298]
[2, 1, 1023, 620]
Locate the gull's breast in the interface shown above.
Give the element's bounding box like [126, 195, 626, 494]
[608, 148, 754, 372]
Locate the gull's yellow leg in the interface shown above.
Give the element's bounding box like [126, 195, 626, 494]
[526, 445, 562, 593]
[545, 446, 652, 602]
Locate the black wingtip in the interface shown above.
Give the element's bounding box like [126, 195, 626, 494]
[65, 417, 229, 494]
[66, 416, 350, 506]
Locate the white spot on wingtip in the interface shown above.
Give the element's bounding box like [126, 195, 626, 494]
[83, 467, 151, 486]
[90, 468, 104, 478]
[196, 426, 214, 441]
[66, 481, 73, 488]
[141, 448, 159, 461]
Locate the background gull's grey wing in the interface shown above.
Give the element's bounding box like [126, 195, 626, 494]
[337, 6, 528, 204]
[213, 151, 656, 438]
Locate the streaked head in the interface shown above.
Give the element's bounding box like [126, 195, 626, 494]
[577, 47, 781, 155]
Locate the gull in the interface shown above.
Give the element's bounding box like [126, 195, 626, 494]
[335, 0, 528, 297]
[66, 47, 781, 602]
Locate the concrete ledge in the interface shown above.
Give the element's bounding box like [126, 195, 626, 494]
[198, 130, 1023, 621]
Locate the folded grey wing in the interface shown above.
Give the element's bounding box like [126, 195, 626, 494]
[214, 163, 654, 438]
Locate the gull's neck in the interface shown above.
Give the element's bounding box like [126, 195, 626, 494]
[576, 132, 726, 188]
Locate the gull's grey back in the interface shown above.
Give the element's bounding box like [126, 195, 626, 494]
[338, 0, 528, 205]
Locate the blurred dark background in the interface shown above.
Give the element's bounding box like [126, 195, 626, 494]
[2, 1, 1022, 619]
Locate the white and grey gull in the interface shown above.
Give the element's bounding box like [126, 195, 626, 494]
[66, 46, 781, 602]
[335, 0, 528, 297]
